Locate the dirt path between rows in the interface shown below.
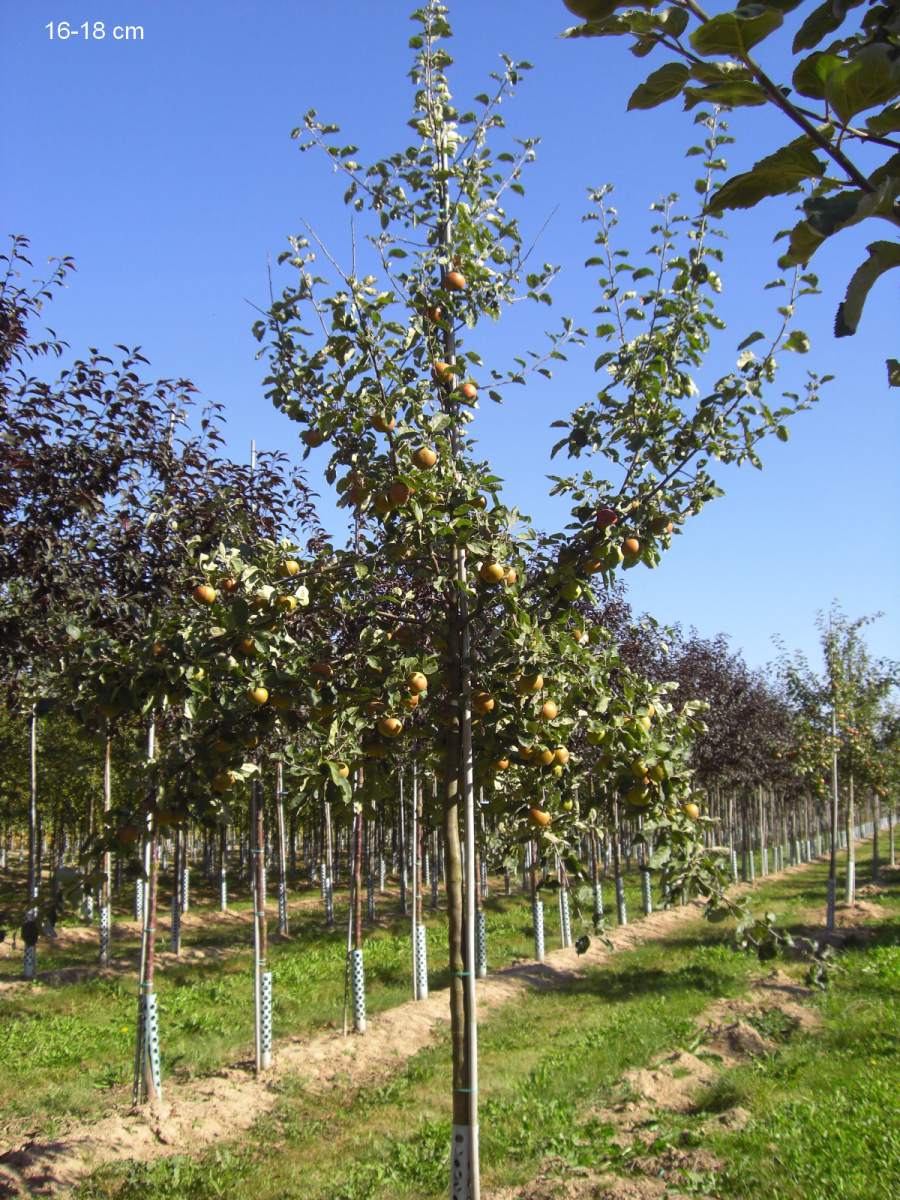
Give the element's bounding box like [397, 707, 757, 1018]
[0, 857, 830, 1197]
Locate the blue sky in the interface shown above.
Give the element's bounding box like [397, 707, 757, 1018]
[3, 1, 898, 672]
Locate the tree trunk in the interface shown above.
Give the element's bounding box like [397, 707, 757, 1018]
[100, 735, 113, 965]
[827, 707, 840, 931]
[275, 762, 289, 936]
[611, 798, 626, 925]
[251, 780, 270, 1071]
[27, 707, 38, 906]
[872, 790, 881, 883]
[845, 771, 856, 903]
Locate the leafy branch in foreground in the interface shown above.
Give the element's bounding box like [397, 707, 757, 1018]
[562, 0, 900, 366]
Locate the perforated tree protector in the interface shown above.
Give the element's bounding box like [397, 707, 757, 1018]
[532, 898, 545, 962]
[415, 923, 429, 999]
[351, 948, 367, 1032]
[261, 972, 273, 1068]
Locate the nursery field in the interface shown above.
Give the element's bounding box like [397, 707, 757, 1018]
[3, 2, 899, 1199]
[2, 841, 898, 1200]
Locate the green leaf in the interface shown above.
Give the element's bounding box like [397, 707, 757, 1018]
[834, 241, 900, 337]
[325, 761, 353, 798]
[658, 6, 690, 39]
[563, 0, 620, 20]
[792, 52, 843, 101]
[683, 80, 767, 109]
[886, 359, 900, 387]
[707, 136, 825, 214]
[825, 45, 900, 125]
[690, 7, 783, 59]
[650, 845, 671, 868]
[737, 330, 765, 351]
[628, 62, 690, 110]
[792, 0, 860, 54]
[783, 330, 810, 353]
[780, 180, 898, 268]
[866, 104, 900, 136]
[775, 425, 790, 441]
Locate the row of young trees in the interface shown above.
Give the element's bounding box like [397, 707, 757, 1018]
[2, 4, 897, 1195]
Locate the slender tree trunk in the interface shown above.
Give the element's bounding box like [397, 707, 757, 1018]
[845, 771, 856, 903]
[100, 735, 113, 965]
[411, 766, 419, 998]
[827, 706, 840, 931]
[872, 790, 881, 883]
[443, 548, 480, 1198]
[611, 798, 626, 925]
[398, 776, 408, 916]
[275, 762, 289, 936]
[219, 821, 228, 911]
[323, 799, 335, 928]
[133, 774, 161, 1110]
[251, 780, 270, 1071]
[27, 707, 38, 906]
[353, 806, 364, 953]
[143, 827, 161, 1097]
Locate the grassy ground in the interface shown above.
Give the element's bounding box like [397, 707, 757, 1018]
[0, 862, 645, 1138]
[75, 844, 899, 1200]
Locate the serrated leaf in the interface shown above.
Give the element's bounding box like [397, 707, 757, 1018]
[628, 62, 690, 110]
[834, 241, 900, 337]
[707, 136, 825, 214]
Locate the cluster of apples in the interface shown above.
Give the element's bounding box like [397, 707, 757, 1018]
[358, 668, 433, 758]
[477, 559, 519, 587]
[581, 505, 676, 576]
[424, 269, 484, 414]
[471, 673, 575, 817]
[340, 441, 440, 520]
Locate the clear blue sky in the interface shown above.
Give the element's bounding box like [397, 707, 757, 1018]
[3, 1, 898, 672]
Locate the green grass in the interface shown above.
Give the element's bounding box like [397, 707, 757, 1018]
[0, 864, 645, 1136]
[74, 843, 900, 1200]
[694, 936, 900, 1199]
[79, 935, 756, 1200]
